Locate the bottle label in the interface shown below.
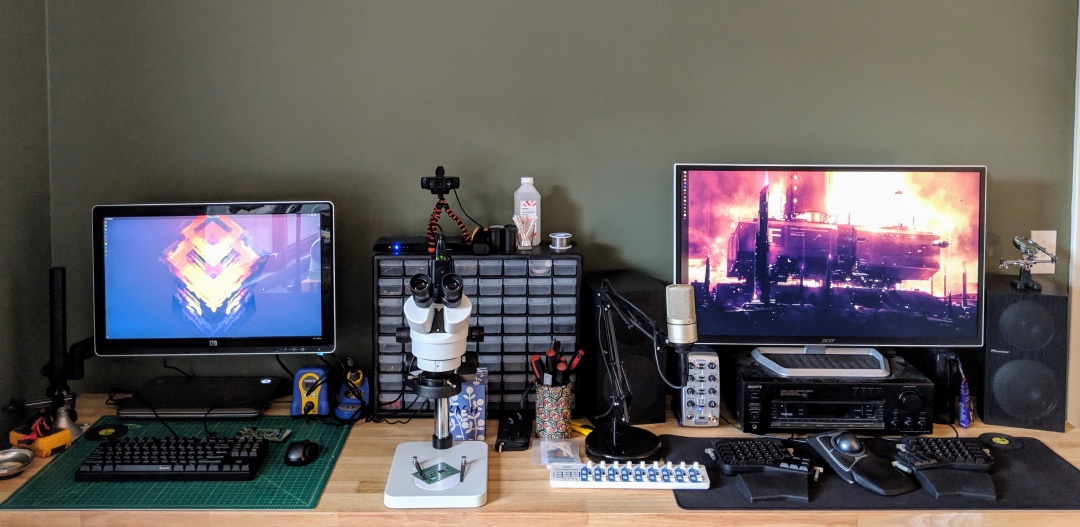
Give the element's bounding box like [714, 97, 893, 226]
[518, 200, 538, 216]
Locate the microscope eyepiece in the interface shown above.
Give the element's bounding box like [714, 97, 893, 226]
[442, 273, 464, 308]
[410, 274, 434, 308]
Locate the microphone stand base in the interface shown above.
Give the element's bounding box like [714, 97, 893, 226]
[584, 425, 662, 464]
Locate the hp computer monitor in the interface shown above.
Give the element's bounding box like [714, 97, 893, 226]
[92, 201, 336, 357]
[674, 164, 986, 349]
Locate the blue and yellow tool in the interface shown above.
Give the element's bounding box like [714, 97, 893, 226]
[292, 365, 331, 416]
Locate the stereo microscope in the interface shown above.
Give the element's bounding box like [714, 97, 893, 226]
[383, 235, 487, 508]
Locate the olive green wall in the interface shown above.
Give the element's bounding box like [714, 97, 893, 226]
[1, 0, 50, 445]
[39, 1, 1077, 391]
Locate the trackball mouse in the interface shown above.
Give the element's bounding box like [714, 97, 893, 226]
[284, 440, 321, 467]
[832, 431, 864, 454]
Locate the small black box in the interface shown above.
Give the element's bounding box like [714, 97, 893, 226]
[896, 348, 960, 425]
[579, 270, 669, 426]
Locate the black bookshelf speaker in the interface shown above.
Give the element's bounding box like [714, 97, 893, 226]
[580, 270, 668, 425]
[980, 275, 1069, 432]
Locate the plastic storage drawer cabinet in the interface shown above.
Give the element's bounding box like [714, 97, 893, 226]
[372, 247, 582, 416]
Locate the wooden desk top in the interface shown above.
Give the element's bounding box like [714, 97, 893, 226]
[3, 394, 1080, 527]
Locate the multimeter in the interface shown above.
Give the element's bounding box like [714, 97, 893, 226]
[291, 365, 331, 416]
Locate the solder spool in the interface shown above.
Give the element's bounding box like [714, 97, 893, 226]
[549, 232, 572, 251]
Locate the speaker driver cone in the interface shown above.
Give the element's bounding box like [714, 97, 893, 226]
[991, 359, 1059, 420]
[999, 301, 1054, 351]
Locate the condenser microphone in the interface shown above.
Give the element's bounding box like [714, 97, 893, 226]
[665, 284, 697, 353]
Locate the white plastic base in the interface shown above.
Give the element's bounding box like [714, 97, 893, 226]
[384, 440, 488, 509]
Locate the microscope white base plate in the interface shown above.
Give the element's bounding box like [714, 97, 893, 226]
[384, 440, 488, 508]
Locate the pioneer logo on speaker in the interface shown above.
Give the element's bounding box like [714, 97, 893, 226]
[989, 348, 1011, 354]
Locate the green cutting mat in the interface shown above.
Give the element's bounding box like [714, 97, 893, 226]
[0, 415, 351, 510]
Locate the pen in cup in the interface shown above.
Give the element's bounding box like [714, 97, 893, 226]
[529, 354, 545, 381]
[554, 361, 569, 386]
[567, 349, 585, 371]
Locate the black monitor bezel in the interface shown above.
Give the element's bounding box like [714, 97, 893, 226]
[92, 201, 336, 357]
[673, 163, 987, 348]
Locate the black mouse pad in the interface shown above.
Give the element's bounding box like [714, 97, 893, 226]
[661, 434, 1080, 510]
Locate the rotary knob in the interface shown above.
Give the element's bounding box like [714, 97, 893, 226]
[898, 391, 924, 412]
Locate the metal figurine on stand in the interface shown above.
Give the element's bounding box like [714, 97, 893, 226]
[383, 230, 487, 508]
[999, 235, 1057, 291]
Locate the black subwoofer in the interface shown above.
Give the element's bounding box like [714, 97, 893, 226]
[980, 274, 1069, 432]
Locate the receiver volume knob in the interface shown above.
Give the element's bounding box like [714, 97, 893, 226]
[898, 391, 924, 412]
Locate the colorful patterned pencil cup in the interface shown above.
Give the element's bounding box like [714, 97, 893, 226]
[535, 383, 573, 440]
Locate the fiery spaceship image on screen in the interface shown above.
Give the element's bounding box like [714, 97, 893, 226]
[682, 170, 983, 340]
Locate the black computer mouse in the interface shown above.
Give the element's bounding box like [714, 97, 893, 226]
[284, 440, 321, 467]
[832, 431, 864, 454]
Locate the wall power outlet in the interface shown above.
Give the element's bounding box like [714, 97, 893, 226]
[1029, 230, 1056, 275]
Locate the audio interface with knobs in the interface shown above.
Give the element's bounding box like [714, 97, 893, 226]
[679, 348, 720, 427]
[728, 351, 934, 435]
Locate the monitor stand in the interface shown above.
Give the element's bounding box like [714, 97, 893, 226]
[117, 376, 287, 419]
[751, 346, 890, 378]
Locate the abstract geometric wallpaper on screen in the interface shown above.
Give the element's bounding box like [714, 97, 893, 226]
[102, 213, 324, 340]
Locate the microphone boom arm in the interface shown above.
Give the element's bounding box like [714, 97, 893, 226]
[586, 280, 689, 464]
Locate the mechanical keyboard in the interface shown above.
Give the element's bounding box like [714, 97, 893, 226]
[74, 435, 269, 482]
[709, 437, 816, 477]
[893, 436, 993, 473]
[548, 461, 710, 489]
